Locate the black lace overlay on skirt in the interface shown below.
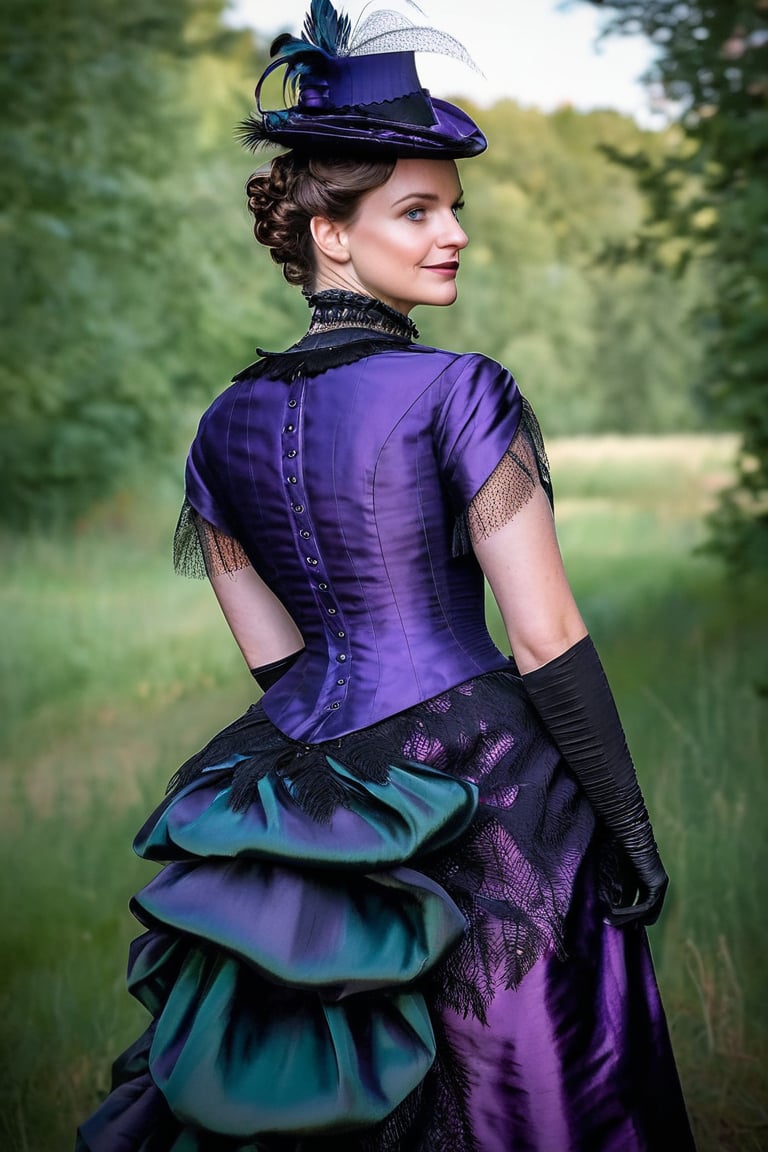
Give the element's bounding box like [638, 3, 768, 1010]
[166, 669, 595, 1018]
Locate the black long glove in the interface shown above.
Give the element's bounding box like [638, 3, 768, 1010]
[522, 634, 668, 928]
[250, 649, 304, 691]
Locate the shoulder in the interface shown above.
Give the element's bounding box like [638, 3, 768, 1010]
[192, 376, 255, 441]
[406, 345, 516, 391]
[415, 345, 505, 371]
[365, 347, 519, 413]
[447, 350, 515, 381]
[429, 349, 520, 414]
[368, 346, 518, 406]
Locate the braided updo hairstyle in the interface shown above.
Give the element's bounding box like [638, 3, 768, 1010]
[246, 153, 396, 287]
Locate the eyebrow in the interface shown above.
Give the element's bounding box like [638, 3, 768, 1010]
[391, 189, 465, 206]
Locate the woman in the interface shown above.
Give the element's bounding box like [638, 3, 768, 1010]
[77, 3, 696, 1149]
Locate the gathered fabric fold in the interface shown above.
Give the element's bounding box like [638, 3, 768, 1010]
[77, 670, 597, 1151]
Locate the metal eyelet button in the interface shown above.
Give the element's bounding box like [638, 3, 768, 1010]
[337, 630, 345, 638]
[330, 701, 341, 710]
[287, 449, 297, 459]
[300, 530, 311, 539]
[336, 678, 346, 686]
[318, 582, 328, 591]
[288, 399, 297, 408]
[288, 476, 297, 484]
[307, 557, 318, 566]
[293, 504, 304, 513]
[327, 607, 337, 615]
[336, 653, 347, 663]
[284, 424, 295, 433]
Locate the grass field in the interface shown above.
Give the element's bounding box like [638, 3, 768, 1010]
[1, 434, 766, 1151]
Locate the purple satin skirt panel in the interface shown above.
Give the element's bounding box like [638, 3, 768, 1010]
[263, 853, 696, 1152]
[437, 856, 696, 1152]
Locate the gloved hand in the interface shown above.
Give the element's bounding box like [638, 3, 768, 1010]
[605, 845, 668, 927]
[522, 634, 668, 928]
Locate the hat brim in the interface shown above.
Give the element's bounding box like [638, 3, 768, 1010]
[258, 98, 486, 159]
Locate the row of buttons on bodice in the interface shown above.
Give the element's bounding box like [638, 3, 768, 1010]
[283, 382, 350, 713]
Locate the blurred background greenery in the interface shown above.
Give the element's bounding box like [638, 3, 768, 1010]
[0, 1, 766, 1149]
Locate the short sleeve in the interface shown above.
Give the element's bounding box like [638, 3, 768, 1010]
[434, 354, 523, 514]
[173, 404, 249, 578]
[183, 413, 237, 538]
[433, 357, 554, 557]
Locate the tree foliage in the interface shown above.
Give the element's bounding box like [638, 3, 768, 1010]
[583, 0, 768, 567]
[0, 0, 269, 525]
[0, 1, 714, 527]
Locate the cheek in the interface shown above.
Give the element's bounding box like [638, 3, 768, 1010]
[389, 230, 427, 266]
[352, 223, 425, 273]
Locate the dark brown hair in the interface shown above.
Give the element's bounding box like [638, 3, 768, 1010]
[246, 152, 396, 286]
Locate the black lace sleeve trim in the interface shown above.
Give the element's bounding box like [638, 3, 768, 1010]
[173, 499, 251, 579]
[452, 397, 554, 557]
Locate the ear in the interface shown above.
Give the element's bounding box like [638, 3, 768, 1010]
[310, 216, 351, 266]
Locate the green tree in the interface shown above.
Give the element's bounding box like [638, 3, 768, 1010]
[0, 0, 267, 525]
[582, 0, 768, 566]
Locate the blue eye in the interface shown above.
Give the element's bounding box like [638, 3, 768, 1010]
[405, 207, 425, 221]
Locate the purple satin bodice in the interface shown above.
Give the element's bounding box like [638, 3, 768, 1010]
[185, 335, 522, 743]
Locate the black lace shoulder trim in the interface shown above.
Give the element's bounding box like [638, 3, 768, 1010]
[235, 338, 420, 383]
[233, 289, 421, 382]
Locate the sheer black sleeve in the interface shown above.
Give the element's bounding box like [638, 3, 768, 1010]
[173, 498, 252, 580]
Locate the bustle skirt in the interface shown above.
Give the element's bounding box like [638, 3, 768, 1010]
[76, 669, 696, 1151]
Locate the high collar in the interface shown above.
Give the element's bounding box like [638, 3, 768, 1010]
[233, 290, 423, 384]
[304, 290, 420, 343]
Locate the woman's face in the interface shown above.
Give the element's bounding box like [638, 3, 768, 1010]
[331, 158, 468, 315]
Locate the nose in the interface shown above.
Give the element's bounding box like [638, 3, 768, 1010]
[439, 212, 468, 251]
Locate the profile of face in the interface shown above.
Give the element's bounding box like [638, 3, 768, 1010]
[310, 158, 469, 315]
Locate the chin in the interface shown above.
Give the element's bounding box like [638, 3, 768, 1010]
[409, 287, 460, 311]
[430, 287, 459, 308]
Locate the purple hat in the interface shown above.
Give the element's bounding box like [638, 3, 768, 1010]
[238, 0, 487, 160]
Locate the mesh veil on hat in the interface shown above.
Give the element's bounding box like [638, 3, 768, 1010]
[237, 0, 487, 159]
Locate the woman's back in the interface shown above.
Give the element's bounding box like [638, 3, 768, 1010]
[184, 337, 522, 741]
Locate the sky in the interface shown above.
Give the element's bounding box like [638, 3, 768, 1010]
[225, 0, 660, 124]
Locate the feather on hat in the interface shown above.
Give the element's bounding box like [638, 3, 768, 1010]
[238, 0, 486, 159]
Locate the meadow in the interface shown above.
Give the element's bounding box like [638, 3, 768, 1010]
[0, 434, 765, 1152]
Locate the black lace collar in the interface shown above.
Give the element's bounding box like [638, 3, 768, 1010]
[233, 290, 423, 383]
[303, 289, 420, 342]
